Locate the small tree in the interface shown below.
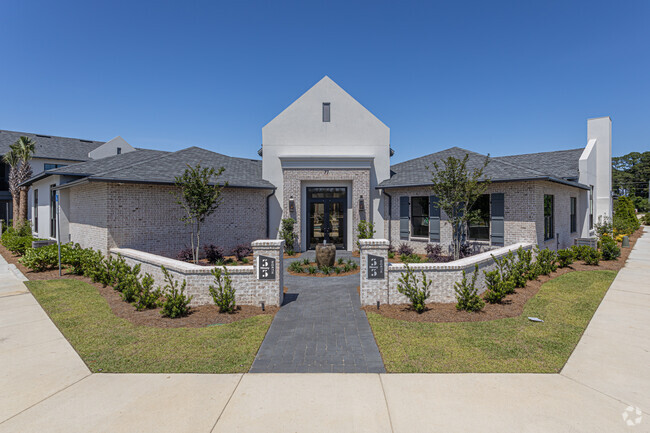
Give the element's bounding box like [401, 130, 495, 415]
[396, 264, 431, 313]
[428, 154, 490, 260]
[279, 218, 297, 255]
[356, 220, 375, 250]
[454, 264, 484, 312]
[209, 267, 236, 313]
[173, 164, 227, 264]
[2, 149, 20, 227]
[14, 137, 35, 225]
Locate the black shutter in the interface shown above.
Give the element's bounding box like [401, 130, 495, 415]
[491, 193, 504, 246]
[429, 195, 440, 242]
[400, 196, 410, 240]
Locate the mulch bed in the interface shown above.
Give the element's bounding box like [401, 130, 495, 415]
[0, 244, 277, 328]
[284, 252, 302, 259]
[362, 228, 643, 323]
[287, 261, 360, 277]
[180, 255, 254, 267]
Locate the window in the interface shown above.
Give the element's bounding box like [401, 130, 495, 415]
[544, 194, 554, 240]
[50, 185, 57, 238]
[589, 186, 594, 229]
[411, 196, 429, 238]
[570, 197, 577, 233]
[0, 163, 8, 190]
[322, 103, 330, 122]
[469, 194, 490, 241]
[44, 163, 66, 171]
[117, 147, 122, 155]
[33, 189, 38, 233]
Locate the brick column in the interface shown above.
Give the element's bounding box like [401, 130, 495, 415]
[359, 239, 390, 306]
[252, 239, 285, 306]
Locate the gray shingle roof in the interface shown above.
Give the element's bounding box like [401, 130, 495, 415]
[0, 129, 104, 161]
[26, 146, 274, 190]
[494, 148, 584, 180]
[379, 146, 587, 189]
[90, 147, 273, 189]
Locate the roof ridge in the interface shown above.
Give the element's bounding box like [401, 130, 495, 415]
[180, 145, 262, 164]
[0, 128, 104, 144]
[494, 148, 584, 159]
[392, 146, 486, 168]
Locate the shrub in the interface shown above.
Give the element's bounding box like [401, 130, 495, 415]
[160, 266, 193, 318]
[1, 227, 35, 256]
[400, 253, 422, 263]
[535, 248, 557, 276]
[642, 213, 650, 226]
[320, 265, 332, 275]
[613, 196, 640, 234]
[455, 264, 484, 312]
[302, 258, 310, 266]
[356, 220, 375, 249]
[493, 253, 517, 294]
[202, 244, 225, 264]
[483, 269, 507, 304]
[333, 266, 342, 274]
[594, 216, 613, 238]
[19, 244, 59, 272]
[556, 249, 575, 268]
[279, 218, 297, 255]
[232, 244, 253, 261]
[209, 267, 236, 313]
[337, 257, 345, 265]
[426, 243, 451, 263]
[570, 245, 592, 261]
[397, 243, 413, 256]
[307, 265, 318, 274]
[600, 236, 621, 261]
[583, 248, 602, 265]
[459, 243, 472, 259]
[176, 247, 193, 262]
[349, 261, 358, 270]
[388, 251, 395, 259]
[288, 261, 303, 273]
[134, 273, 161, 311]
[342, 263, 352, 272]
[120, 272, 141, 303]
[515, 247, 536, 280]
[397, 264, 431, 313]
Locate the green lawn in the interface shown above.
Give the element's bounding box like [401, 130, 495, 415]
[367, 270, 616, 373]
[27, 279, 273, 373]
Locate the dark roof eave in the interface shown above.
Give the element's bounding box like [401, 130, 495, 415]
[54, 176, 276, 191]
[19, 170, 90, 187]
[377, 176, 590, 190]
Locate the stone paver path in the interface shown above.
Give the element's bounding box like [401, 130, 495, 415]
[249, 252, 385, 373]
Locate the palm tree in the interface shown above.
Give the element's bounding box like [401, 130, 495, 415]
[2, 148, 20, 228]
[14, 136, 36, 226]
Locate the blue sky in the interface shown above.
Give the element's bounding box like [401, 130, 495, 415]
[0, 0, 648, 162]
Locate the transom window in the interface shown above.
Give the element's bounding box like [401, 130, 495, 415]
[469, 194, 490, 241]
[544, 194, 554, 240]
[411, 196, 429, 238]
[307, 187, 346, 199]
[322, 103, 331, 122]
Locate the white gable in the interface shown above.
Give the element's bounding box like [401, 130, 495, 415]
[88, 136, 135, 160]
[262, 76, 389, 150]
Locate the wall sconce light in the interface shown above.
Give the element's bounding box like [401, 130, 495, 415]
[359, 195, 365, 213]
[289, 196, 295, 213]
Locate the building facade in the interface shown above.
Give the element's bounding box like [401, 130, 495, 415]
[18, 77, 612, 258]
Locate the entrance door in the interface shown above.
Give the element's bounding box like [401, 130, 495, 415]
[307, 187, 347, 250]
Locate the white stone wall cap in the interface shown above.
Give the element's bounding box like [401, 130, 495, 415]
[110, 248, 254, 274]
[252, 239, 285, 247]
[359, 239, 390, 247]
[388, 242, 534, 271]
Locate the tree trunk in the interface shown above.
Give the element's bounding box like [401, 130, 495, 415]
[18, 187, 28, 227]
[196, 223, 201, 265]
[12, 194, 19, 229]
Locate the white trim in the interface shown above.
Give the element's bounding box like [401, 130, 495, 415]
[280, 156, 374, 170]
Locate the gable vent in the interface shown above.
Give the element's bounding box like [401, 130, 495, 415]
[35, 134, 51, 138]
[79, 139, 93, 143]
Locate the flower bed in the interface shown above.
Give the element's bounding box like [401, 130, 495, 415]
[287, 258, 359, 277]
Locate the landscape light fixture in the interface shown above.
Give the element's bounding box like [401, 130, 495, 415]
[359, 195, 365, 213]
[289, 196, 295, 213]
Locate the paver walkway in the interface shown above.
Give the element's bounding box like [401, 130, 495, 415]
[250, 252, 385, 373]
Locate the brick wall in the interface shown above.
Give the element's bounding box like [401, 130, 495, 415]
[359, 241, 534, 306]
[111, 239, 284, 307]
[282, 168, 370, 251]
[69, 183, 109, 253]
[383, 180, 583, 254]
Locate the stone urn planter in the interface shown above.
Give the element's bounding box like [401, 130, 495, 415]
[315, 243, 336, 267]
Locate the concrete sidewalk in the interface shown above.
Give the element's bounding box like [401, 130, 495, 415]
[1, 229, 649, 432]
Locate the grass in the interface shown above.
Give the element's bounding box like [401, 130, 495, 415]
[27, 279, 273, 373]
[367, 270, 616, 373]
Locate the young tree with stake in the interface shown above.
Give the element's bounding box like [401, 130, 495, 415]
[173, 164, 227, 264]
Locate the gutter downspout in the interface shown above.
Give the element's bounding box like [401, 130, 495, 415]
[266, 190, 276, 239]
[382, 189, 392, 245]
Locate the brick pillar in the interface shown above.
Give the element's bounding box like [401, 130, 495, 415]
[252, 239, 284, 306]
[359, 239, 390, 306]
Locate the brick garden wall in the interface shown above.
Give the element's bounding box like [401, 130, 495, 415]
[359, 239, 534, 306]
[111, 239, 284, 307]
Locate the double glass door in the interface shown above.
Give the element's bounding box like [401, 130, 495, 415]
[307, 187, 347, 250]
